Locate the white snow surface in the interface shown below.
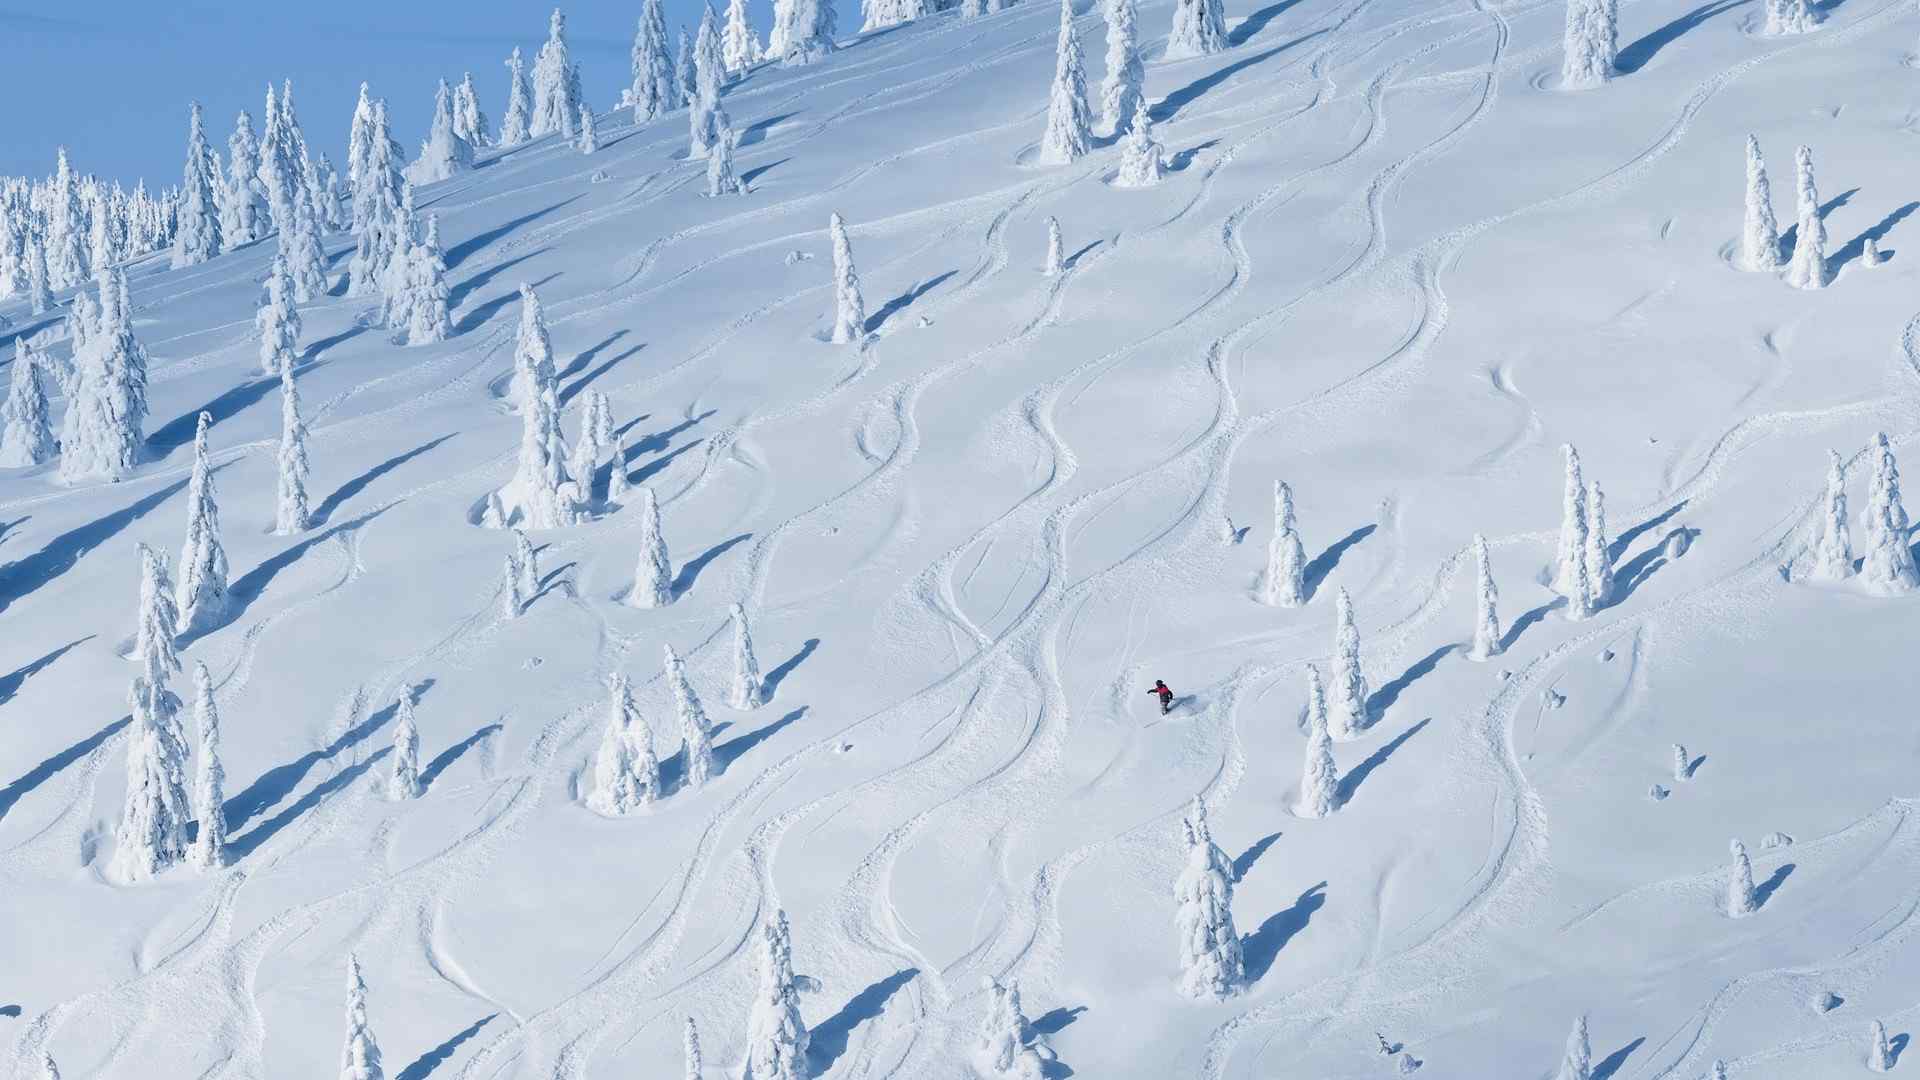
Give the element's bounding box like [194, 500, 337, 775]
[6, 0, 1920, 1077]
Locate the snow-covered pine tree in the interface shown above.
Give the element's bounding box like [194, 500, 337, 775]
[623, 485, 676, 607]
[134, 541, 182, 689]
[1042, 216, 1064, 276]
[258, 256, 302, 376]
[977, 976, 1048, 1076]
[1863, 237, 1884, 267]
[829, 211, 866, 344]
[568, 391, 611, 495]
[379, 182, 420, 329]
[729, 602, 765, 708]
[414, 79, 475, 184]
[0, 340, 55, 467]
[453, 72, 492, 149]
[1296, 664, 1338, 818]
[347, 83, 376, 189]
[684, 1017, 704, 1080]
[1553, 444, 1588, 596]
[1263, 480, 1307, 606]
[708, 109, 745, 195]
[276, 365, 311, 534]
[506, 384, 583, 531]
[1741, 135, 1782, 272]
[400, 214, 453, 346]
[348, 100, 405, 298]
[58, 270, 149, 483]
[317, 153, 349, 231]
[665, 643, 717, 787]
[864, 0, 932, 32]
[389, 688, 422, 799]
[744, 909, 815, 1079]
[1114, 100, 1167, 188]
[1727, 838, 1757, 917]
[1583, 480, 1613, 609]
[283, 196, 329, 302]
[1469, 533, 1504, 661]
[279, 81, 319, 223]
[1558, 1015, 1591, 1080]
[1564, 0, 1617, 88]
[340, 954, 385, 1080]
[1328, 587, 1369, 739]
[502, 550, 526, 617]
[578, 105, 599, 154]
[45, 149, 87, 290]
[689, 5, 727, 158]
[633, 0, 679, 121]
[187, 661, 228, 870]
[257, 84, 298, 234]
[608, 433, 633, 502]
[1101, 0, 1145, 136]
[1167, 0, 1226, 58]
[675, 28, 698, 106]
[1784, 145, 1828, 290]
[1861, 434, 1919, 593]
[114, 671, 191, 881]
[1672, 743, 1690, 782]
[512, 283, 557, 412]
[502, 49, 533, 146]
[588, 674, 656, 813]
[175, 413, 231, 635]
[513, 529, 540, 601]
[776, 0, 837, 64]
[532, 8, 581, 140]
[1039, 0, 1093, 166]
[85, 184, 117, 275]
[174, 104, 223, 268]
[724, 0, 764, 70]
[24, 236, 53, 315]
[1765, 0, 1822, 35]
[1869, 1019, 1894, 1072]
[1812, 449, 1853, 579]
[220, 111, 262, 249]
[1174, 797, 1243, 998]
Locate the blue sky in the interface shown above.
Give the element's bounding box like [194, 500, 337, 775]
[0, 1, 852, 187]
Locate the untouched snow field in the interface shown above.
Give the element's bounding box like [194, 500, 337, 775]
[6, 0, 1920, 1076]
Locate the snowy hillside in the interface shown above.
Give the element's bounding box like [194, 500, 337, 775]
[5, 0, 1920, 1076]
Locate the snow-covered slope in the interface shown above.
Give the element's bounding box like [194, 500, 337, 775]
[7, 0, 1920, 1076]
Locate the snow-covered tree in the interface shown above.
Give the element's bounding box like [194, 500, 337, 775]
[1861, 434, 1918, 594]
[1727, 838, 1757, 917]
[1101, 0, 1145, 136]
[1469, 534, 1504, 661]
[1869, 1019, 1895, 1072]
[724, 0, 764, 70]
[1328, 587, 1368, 739]
[665, 643, 717, 788]
[258, 256, 302, 376]
[1167, 0, 1225, 59]
[1114, 101, 1166, 188]
[588, 673, 658, 813]
[220, 111, 262, 250]
[744, 910, 816, 1079]
[1561, 0, 1617, 89]
[379, 183, 420, 329]
[675, 28, 698, 107]
[1174, 797, 1242, 998]
[1583, 480, 1613, 609]
[511, 283, 557, 412]
[577, 106, 599, 154]
[977, 976, 1049, 1077]
[1263, 480, 1307, 606]
[1863, 237, 1885, 267]
[513, 529, 540, 601]
[1558, 1015, 1591, 1080]
[1764, 0, 1822, 35]
[347, 83, 377, 189]
[684, 1017, 704, 1080]
[283, 197, 330, 302]
[1039, 0, 1092, 166]
[1553, 444, 1588, 596]
[45, 149, 88, 289]
[25, 236, 54, 315]
[1042, 216, 1064, 276]
[174, 105, 224, 268]
[187, 661, 228, 870]
[58, 270, 148, 483]
[505, 378, 585, 530]
[414, 79, 475, 184]
[708, 109, 745, 195]
[569, 391, 612, 494]
[340, 954, 385, 1080]
[0, 340, 55, 467]
[134, 541, 182, 689]
[502, 49, 533, 146]
[453, 72, 491, 149]
[1672, 743, 1691, 782]
[1811, 449, 1853, 579]
[175, 413, 231, 635]
[114, 671, 191, 881]
[629, 487, 676, 607]
[276, 365, 311, 535]
[317, 154, 349, 231]
[633, 0, 679, 121]
[1741, 135, 1782, 272]
[1296, 664, 1337, 818]
[1784, 144, 1828, 290]
[608, 433, 633, 502]
[864, 0, 932, 32]
[532, 9, 581, 140]
[388, 688, 422, 799]
[772, 0, 836, 64]
[829, 211, 865, 344]
[399, 214, 453, 346]
[257, 85, 298, 233]
[502, 550, 526, 617]
[689, 5, 727, 158]
[729, 602, 765, 708]
[38, 1050, 60, 1080]
[348, 100, 405, 298]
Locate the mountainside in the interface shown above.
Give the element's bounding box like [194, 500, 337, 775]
[6, 0, 1920, 1077]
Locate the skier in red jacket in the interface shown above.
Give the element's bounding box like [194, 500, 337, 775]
[1147, 679, 1174, 715]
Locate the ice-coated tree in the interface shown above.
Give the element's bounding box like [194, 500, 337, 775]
[512, 283, 558, 412]
[514, 529, 540, 601]
[453, 72, 491, 148]
[1557, 1015, 1591, 1080]
[1263, 480, 1307, 606]
[1469, 534, 1504, 661]
[1870, 1019, 1895, 1072]
[1560, 0, 1617, 89]
[0, 340, 55, 467]
[1764, 0, 1822, 34]
[744, 909, 816, 1079]
[59, 270, 149, 483]
[1672, 743, 1691, 782]
[284, 198, 330, 302]
[666, 643, 717, 787]
[633, 0, 680, 121]
[1101, 0, 1145, 136]
[1043, 216, 1064, 276]
[708, 109, 745, 195]
[1167, 0, 1225, 58]
[608, 433, 633, 502]
[114, 672, 191, 881]
[829, 211, 866, 344]
[729, 602, 765, 708]
[400, 215, 453, 346]
[1039, 0, 1092, 166]
[1328, 587, 1369, 739]
[276, 365, 311, 534]
[187, 662, 228, 870]
[724, 0, 764, 70]
[1727, 838, 1757, 917]
[1583, 480, 1613, 609]
[220, 111, 263, 249]
[348, 100, 405, 298]
[1553, 444, 1589, 596]
[45, 149, 87, 290]
[1811, 449, 1853, 579]
[1784, 145, 1828, 290]
[630, 487, 676, 607]
[347, 83, 377, 189]
[414, 79, 475, 184]
[501, 49, 533, 146]
[175, 413, 231, 635]
[578, 106, 599, 154]
[1296, 665, 1338, 818]
[532, 9, 582, 140]
[340, 954, 385, 1080]
[588, 674, 656, 813]
[1740, 135, 1782, 272]
[1174, 797, 1242, 998]
[258, 256, 302, 376]
[684, 1017, 704, 1080]
[1861, 434, 1919, 593]
[174, 104, 224, 268]
[1114, 101, 1167, 188]
[25, 236, 54, 314]
[388, 688, 422, 799]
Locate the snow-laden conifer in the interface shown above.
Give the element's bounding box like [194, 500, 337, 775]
[502, 551, 526, 618]
[45, 149, 87, 290]
[259, 256, 302, 376]
[977, 976, 1048, 1077]
[453, 72, 491, 149]
[864, 0, 932, 32]
[1862, 434, 1919, 593]
[317, 154, 349, 230]
[1114, 101, 1167, 188]
[1042, 216, 1064, 276]
[1469, 533, 1504, 661]
[1558, 1015, 1591, 1080]
[1101, 0, 1145, 136]
[666, 643, 717, 788]
[569, 391, 611, 494]
[340, 954, 385, 1080]
[1869, 1019, 1895, 1072]
[1727, 838, 1757, 917]
[400, 215, 453, 346]
[708, 109, 746, 195]
[744, 910, 816, 1079]
[134, 542, 182, 689]
[588, 674, 657, 813]
[1328, 587, 1368, 739]
[220, 111, 262, 249]
[724, 0, 764, 70]
[1784, 145, 1828, 290]
[633, 0, 679, 121]
[59, 270, 148, 483]
[1741, 135, 1782, 272]
[284, 197, 330, 302]
[348, 101, 405, 298]
[1765, 0, 1822, 34]
[684, 1017, 704, 1080]
[729, 602, 765, 708]
[532, 9, 581, 140]
[347, 83, 377, 189]
[1296, 665, 1337, 818]
[689, 5, 726, 158]
[1553, 444, 1588, 596]
[1039, 0, 1093, 166]
[608, 433, 633, 502]
[1167, 0, 1226, 58]
[175, 413, 230, 635]
[513, 529, 540, 602]
[0, 340, 55, 467]
[114, 671, 191, 881]
[379, 182, 420, 329]
[1561, 0, 1617, 88]
[276, 366, 311, 535]
[1812, 449, 1853, 579]
[829, 212, 865, 344]
[512, 283, 558, 412]
[578, 106, 599, 154]
[414, 79, 475, 184]
[502, 49, 533, 146]
[1672, 743, 1691, 782]
[628, 487, 676, 607]
[187, 662, 228, 870]
[675, 28, 698, 108]
[773, 0, 836, 64]
[174, 104, 224, 268]
[1583, 480, 1613, 609]
[388, 688, 422, 799]
[1263, 480, 1307, 606]
[25, 236, 55, 314]
[1174, 797, 1242, 998]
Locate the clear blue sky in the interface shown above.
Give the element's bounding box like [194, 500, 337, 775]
[0, 1, 856, 188]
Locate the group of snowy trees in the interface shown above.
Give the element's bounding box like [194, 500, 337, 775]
[1030, 0, 1169, 183]
[0, 150, 175, 316]
[1740, 135, 1871, 291]
[0, 267, 156, 482]
[1563, 0, 1821, 87]
[173, 83, 344, 272]
[1804, 434, 1916, 592]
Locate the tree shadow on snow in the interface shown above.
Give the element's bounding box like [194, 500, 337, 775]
[1242, 882, 1326, 981]
[809, 968, 920, 1072]
[1063, 241, 1101, 270]
[0, 714, 131, 824]
[1753, 863, 1795, 910]
[1232, 831, 1282, 882]
[1832, 201, 1920, 272]
[1302, 523, 1376, 599]
[865, 271, 957, 334]
[456, 272, 561, 334]
[1166, 139, 1220, 173]
[1500, 597, 1561, 652]
[1610, 500, 1687, 560]
[1889, 1034, 1912, 1067]
[1031, 1005, 1086, 1036]
[630, 410, 717, 458]
[629, 439, 703, 488]
[558, 334, 639, 406]
[304, 324, 369, 362]
[148, 380, 286, 458]
[448, 247, 549, 309]
[0, 477, 188, 616]
[1591, 1037, 1647, 1080]
[718, 708, 804, 768]
[741, 157, 791, 187]
[312, 435, 458, 526]
[1614, 0, 1752, 75]
[228, 748, 390, 859]
[445, 196, 584, 270]
[1778, 189, 1860, 260]
[0, 635, 94, 707]
[1335, 717, 1431, 806]
[738, 112, 802, 148]
[1607, 527, 1697, 608]
[223, 681, 431, 834]
[1229, 0, 1310, 46]
[1151, 32, 1326, 123]
[762, 639, 820, 700]
[1367, 645, 1453, 718]
[396, 1014, 497, 1080]
[419, 723, 504, 790]
[205, 508, 390, 640]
